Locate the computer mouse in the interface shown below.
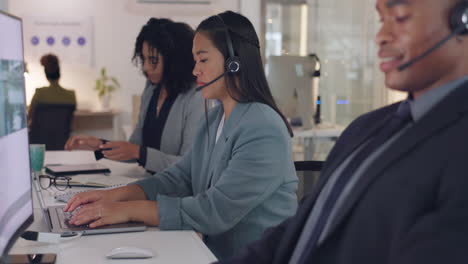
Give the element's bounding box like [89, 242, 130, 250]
[106, 246, 155, 259]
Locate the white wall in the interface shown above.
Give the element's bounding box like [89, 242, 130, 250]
[240, 0, 261, 38]
[0, 0, 7, 11]
[7, 0, 261, 139]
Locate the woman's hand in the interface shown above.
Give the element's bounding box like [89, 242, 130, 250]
[64, 189, 116, 213]
[64, 185, 148, 213]
[100, 141, 140, 161]
[64, 135, 102, 151]
[68, 200, 159, 228]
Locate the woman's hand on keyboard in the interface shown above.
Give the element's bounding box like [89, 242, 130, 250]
[68, 200, 159, 228]
[64, 185, 147, 213]
[64, 189, 115, 212]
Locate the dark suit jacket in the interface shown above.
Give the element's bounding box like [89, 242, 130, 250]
[219, 81, 468, 264]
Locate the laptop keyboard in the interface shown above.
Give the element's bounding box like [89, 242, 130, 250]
[50, 206, 146, 233]
[62, 207, 78, 221]
[54, 184, 127, 203]
[56, 207, 89, 229]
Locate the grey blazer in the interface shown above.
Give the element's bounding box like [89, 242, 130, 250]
[129, 81, 204, 172]
[134, 102, 298, 259]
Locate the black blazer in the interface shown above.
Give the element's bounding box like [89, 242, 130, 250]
[219, 81, 468, 264]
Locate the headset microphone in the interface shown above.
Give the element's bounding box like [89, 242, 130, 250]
[398, 1, 468, 71]
[397, 26, 465, 71]
[195, 71, 228, 91]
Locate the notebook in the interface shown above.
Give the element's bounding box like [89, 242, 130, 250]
[45, 163, 111, 176]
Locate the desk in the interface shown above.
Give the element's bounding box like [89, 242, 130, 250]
[72, 110, 120, 140]
[9, 151, 217, 264]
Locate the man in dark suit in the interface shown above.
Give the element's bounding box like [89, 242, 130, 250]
[218, 0, 468, 263]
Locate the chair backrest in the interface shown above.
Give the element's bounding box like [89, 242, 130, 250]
[294, 161, 324, 172]
[29, 103, 76, 150]
[294, 160, 324, 200]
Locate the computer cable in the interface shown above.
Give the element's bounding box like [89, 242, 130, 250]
[21, 231, 83, 244]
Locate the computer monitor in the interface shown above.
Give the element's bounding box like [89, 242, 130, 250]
[267, 55, 319, 129]
[0, 10, 33, 260]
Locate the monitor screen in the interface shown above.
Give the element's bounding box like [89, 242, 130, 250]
[267, 55, 318, 129]
[0, 11, 33, 258]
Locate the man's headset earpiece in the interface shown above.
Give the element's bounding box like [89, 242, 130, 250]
[217, 15, 241, 74]
[398, 0, 468, 71]
[450, 1, 468, 35]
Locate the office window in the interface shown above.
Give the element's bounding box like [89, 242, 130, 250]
[263, 0, 396, 127]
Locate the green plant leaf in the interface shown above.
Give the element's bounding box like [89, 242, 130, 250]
[95, 67, 119, 98]
[95, 79, 101, 91]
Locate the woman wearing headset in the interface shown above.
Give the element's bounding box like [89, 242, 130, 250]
[64, 18, 204, 173]
[64, 11, 298, 260]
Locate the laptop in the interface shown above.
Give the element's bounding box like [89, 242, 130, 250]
[34, 180, 146, 237]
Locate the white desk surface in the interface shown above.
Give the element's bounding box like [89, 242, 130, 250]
[10, 151, 217, 264]
[293, 124, 344, 139]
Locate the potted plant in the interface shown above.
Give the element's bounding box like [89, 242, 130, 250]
[95, 67, 120, 110]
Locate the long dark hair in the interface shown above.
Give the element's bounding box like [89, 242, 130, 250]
[132, 18, 196, 97]
[196, 11, 293, 137]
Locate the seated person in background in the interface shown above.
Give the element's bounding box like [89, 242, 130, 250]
[64, 18, 204, 173]
[28, 53, 76, 124]
[63, 11, 298, 260]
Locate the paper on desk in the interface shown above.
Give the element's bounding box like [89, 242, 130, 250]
[45, 150, 96, 165]
[55, 178, 110, 188]
[66, 173, 135, 186]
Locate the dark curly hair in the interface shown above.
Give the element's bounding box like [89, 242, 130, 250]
[40, 53, 60, 81]
[132, 18, 195, 97]
[196, 11, 293, 137]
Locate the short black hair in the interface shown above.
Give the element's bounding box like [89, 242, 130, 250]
[132, 18, 195, 97]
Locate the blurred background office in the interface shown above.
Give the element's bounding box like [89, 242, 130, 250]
[0, 0, 406, 162]
[28, 53, 76, 121]
[27, 53, 76, 150]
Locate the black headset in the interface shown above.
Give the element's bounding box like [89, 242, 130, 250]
[217, 15, 241, 74]
[450, 1, 468, 35]
[398, 1, 468, 71]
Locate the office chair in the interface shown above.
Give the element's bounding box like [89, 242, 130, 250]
[294, 160, 324, 200]
[29, 103, 76, 150]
